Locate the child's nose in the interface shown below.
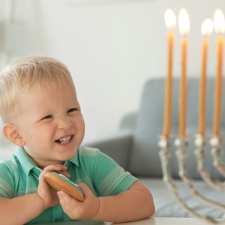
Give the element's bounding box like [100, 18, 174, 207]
[57, 117, 72, 129]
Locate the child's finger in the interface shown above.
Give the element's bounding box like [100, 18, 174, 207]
[78, 183, 93, 197]
[42, 164, 67, 173]
[42, 165, 69, 180]
[61, 170, 70, 178]
[58, 191, 78, 208]
[58, 191, 82, 219]
[39, 173, 49, 188]
[40, 165, 68, 187]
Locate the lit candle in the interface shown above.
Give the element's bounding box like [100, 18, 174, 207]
[212, 9, 225, 137]
[162, 9, 176, 139]
[198, 19, 213, 136]
[178, 8, 190, 140]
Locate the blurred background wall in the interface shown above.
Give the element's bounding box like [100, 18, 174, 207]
[0, 0, 224, 154]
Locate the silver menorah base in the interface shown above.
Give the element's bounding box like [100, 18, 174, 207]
[158, 135, 225, 224]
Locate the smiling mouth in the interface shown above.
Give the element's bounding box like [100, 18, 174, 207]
[55, 135, 74, 145]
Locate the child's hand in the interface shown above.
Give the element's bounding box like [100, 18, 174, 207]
[37, 164, 69, 209]
[57, 183, 100, 220]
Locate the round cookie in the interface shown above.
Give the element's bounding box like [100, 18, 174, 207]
[44, 172, 85, 202]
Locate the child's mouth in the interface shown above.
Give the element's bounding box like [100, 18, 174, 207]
[55, 135, 74, 145]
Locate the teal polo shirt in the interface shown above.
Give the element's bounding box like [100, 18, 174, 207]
[0, 146, 138, 224]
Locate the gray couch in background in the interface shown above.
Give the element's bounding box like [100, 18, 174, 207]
[87, 78, 225, 218]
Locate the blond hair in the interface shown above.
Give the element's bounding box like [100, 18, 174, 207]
[0, 56, 74, 122]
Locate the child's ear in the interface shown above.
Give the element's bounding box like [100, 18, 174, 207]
[3, 123, 26, 146]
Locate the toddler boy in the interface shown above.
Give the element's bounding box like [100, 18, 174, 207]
[0, 56, 154, 225]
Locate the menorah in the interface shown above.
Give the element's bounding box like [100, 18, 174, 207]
[158, 9, 225, 224]
[158, 135, 225, 224]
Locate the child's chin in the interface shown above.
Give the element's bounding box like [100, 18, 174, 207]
[59, 148, 76, 160]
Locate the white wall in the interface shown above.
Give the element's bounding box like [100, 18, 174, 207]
[0, 0, 225, 149]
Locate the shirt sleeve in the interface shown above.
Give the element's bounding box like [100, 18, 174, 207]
[87, 148, 138, 196]
[0, 162, 15, 198]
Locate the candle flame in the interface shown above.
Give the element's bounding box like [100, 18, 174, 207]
[178, 8, 190, 35]
[164, 9, 176, 30]
[201, 18, 213, 36]
[214, 9, 225, 34]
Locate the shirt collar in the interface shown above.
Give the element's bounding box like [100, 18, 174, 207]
[13, 147, 80, 175]
[65, 149, 80, 167]
[13, 147, 38, 176]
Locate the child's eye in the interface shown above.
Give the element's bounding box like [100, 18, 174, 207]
[41, 114, 53, 120]
[67, 108, 79, 113]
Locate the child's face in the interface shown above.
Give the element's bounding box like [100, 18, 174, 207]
[12, 81, 85, 168]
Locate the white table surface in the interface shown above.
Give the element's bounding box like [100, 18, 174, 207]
[120, 217, 211, 225]
[39, 217, 210, 225]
